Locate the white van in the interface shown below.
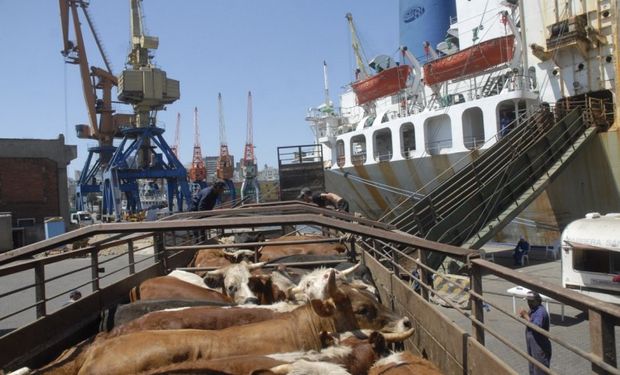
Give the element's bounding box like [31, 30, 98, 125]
[561, 212, 620, 304]
[70, 211, 94, 226]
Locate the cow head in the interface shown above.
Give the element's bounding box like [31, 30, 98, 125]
[206, 261, 265, 304]
[222, 249, 257, 263]
[306, 269, 412, 334]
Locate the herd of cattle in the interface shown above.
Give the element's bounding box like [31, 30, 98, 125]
[19, 234, 442, 375]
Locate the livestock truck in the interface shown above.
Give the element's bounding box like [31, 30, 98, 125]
[0, 203, 618, 374]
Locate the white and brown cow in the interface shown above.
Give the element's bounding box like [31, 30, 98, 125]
[57, 271, 411, 374]
[368, 351, 443, 375]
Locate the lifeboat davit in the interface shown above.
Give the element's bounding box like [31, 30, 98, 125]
[352, 65, 411, 105]
[423, 35, 515, 86]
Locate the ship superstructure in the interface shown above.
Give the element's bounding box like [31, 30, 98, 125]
[307, 0, 618, 243]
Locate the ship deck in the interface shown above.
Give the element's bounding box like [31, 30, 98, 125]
[435, 248, 620, 374]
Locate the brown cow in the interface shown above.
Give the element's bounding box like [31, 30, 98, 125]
[101, 306, 287, 339]
[258, 235, 347, 262]
[124, 330, 409, 375]
[129, 276, 233, 303]
[70, 271, 411, 374]
[368, 351, 443, 375]
[191, 248, 256, 269]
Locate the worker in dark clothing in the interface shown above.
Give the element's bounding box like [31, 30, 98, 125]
[514, 236, 530, 266]
[519, 291, 552, 374]
[191, 181, 226, 212]
[297, 187, 349, 212]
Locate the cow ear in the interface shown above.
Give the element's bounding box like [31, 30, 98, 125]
[310, 299, 336, 317]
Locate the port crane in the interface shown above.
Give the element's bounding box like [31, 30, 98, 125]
[240, 91, 260, 203]
[101, 0, 191, 220]
[171, 113, 181, 158]
[188, 107, 207, 191]
[216, 93, 237, 202]
[58, 0, 134, 211]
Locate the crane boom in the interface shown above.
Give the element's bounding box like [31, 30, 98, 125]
[188, 107, 207, 183]
[171, 113, 180, 158]
[216, 93, 233, 180]
[345, 13, 369, 79]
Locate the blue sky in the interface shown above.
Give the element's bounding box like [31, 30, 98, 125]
[0, 1, 398, 175]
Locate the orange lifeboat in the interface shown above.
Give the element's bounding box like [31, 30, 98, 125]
[423, 35, 515, 86]
[352, 65, 411, 105]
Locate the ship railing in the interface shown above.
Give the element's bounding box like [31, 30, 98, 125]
[427, 71, 535, 111]
[374, 151, 393, 162]
[359, 237, 620, 375]
[424, 139, 454, 156]
[351, 153, 367, 166]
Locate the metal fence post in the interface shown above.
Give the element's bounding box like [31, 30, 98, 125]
[90, 248, 99, 292]
[154, 233, 167, 273]
[419, 249, 430, 301]
[471, 262, 485, 345]
[348, 235, 357, 263]
[34, 262, 46, 318]
[589, 309, 617, 373]
[128, 240, 135, 274]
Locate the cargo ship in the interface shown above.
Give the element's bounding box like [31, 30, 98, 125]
[306, 0, 619, 244]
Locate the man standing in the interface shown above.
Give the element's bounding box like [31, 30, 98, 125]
[519, 291, 552, 374]
[191, 181, 226, 212]
[297, 187, 349, 212]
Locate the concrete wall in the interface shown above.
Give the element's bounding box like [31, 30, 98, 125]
[0, 135, 76, 245]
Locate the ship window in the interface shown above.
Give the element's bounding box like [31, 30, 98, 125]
[424, 114, 452, 155]
[401, 122, 415, 158]
[573, 248, 611, 273]
[336, 140, 345, 167]
[351, 135, 366, 165]
[612, 252, 620, 274]
[462, 107, 484, 150]
[364, 116, 375, 128]
[373, 129, 392, 162]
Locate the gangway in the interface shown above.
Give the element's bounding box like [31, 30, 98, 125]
[387, 98, 609, 269]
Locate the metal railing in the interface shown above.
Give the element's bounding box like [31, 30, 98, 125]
[359, 238, 620, 375]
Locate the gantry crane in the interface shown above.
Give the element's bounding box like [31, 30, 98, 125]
[101, 0, 191, 220]
[171, 113, 181, 158]
[59, 0, 134, 211]
[188, 107, 207, 190]
[216, 93, 237, 202]
[240, 91, 260, 203]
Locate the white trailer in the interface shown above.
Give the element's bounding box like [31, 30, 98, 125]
[561, 213, 620, 304]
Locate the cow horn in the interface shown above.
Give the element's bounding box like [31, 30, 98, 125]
[267, 364, 291, 374]
[326, 269, 338, 297]
[248, 261, 266, 270]
[235, 249, 256, 257]
[206, 268, 225, 277]
[382, 327, 415, 343]
[340, 262, 361, 277]
[222, 248, 236, 256]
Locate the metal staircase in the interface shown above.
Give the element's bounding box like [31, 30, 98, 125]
[388, 98, 608, 269]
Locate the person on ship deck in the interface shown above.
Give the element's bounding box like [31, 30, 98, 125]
[297, 187, 349, 212]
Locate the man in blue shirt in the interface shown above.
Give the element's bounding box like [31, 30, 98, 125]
[519, 291, 551, 374]
[191, 181, 226, 211]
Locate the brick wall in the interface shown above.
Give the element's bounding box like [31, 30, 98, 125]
[0, 158, 60, 225]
